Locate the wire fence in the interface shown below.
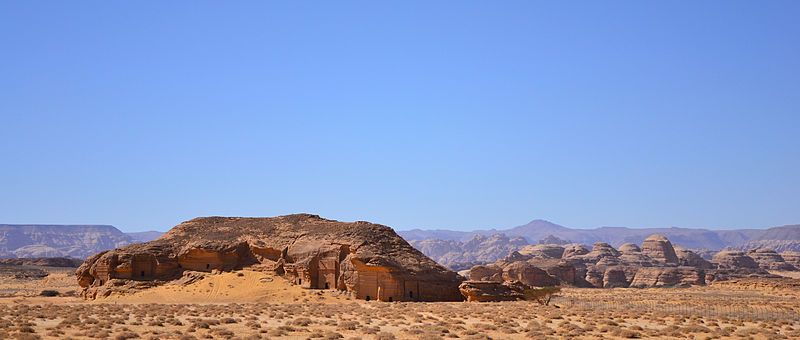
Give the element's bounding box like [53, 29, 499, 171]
[551, 296, 800, 321]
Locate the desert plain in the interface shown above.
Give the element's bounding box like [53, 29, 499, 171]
[1, 265, 799, 340]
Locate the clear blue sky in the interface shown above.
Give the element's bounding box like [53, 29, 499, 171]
[1, 2, 798, 232]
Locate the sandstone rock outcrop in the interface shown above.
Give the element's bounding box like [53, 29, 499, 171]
[602, 267, 629, 288]
[562, 244, 590, 258]
[77, 214, 464, 301]
[674, 246, 713, 269]
[585, 242, 621, 260]
[747, 249, 795, 271]
[618, 243, 641, 254]
[468, 264, 503, 282]
[781, 252, 800, 268]
[465, 232, 800, 294]
[641, 234, 679, 264]
[629, 267, 705, 287]
[458, 280, 526, 302]
[712, 250, 758, 269]
[517, 244, 565, 259]
[501, 262, 560, 287]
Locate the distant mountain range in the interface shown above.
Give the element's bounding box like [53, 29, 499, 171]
[0, 225, 163, 258]
[399, 220, 800, 268]
[3, 219, 799, 264]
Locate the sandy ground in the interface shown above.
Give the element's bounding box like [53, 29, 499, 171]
[0, 266, 798, 339]
[103, 270, 349, 304]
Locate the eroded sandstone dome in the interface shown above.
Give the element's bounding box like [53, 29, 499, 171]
[76, 214, 464, 301]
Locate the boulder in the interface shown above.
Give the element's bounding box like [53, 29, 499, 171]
[618, 252, 657, 267]
[712, 250, 758, 269]
[458, 280, 526, 302]
[77, 214, 464, 301]
[629, 267, 705, 287]
[641, 234, 679, 264]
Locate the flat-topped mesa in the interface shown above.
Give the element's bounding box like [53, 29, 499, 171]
[76, 214, 464, 302]
[641, 234, 679, 264]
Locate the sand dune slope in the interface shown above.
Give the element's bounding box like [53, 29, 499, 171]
[102, 270, 350, 304]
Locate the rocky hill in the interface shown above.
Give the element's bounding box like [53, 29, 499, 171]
[407, 234, 528, 270]
[730, 225, 800, 253]
[459, 234, 796, 301]
[77, 214, 464, 302]
[0, 225, 137, 258]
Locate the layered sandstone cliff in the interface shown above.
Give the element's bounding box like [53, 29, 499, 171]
[76, 214, 463, 302]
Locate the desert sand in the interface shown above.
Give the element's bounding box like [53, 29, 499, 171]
[1, 266, 799, 339]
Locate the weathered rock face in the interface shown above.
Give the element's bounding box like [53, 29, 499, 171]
[585, 242, 620, 260]
[618, 243, 641, 254]
[641, 234, 679, 264]
[603, 267, 629, 288]
[562, 244, 590, 259]
[629, 267, 705, 287]
[468, 264, 503, 282]
[517, 244, 565, 259]
[712, 251, 758, 269]
[781, 252, 800, 268]
[501, 262, 559, 287]
[674, 247, 713, 269]
[458, 280, 526, 302]
[747, 249, 794, 271]
[465, 233, 800, 292]
[77, 214, 464, 302]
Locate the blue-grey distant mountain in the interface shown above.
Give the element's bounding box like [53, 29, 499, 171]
[400, 219, 785, 249]
[125, 231, 164, 243]
[0, 224, 162, 259]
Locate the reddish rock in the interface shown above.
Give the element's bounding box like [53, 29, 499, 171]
[458, 280, 526, 302]
[77, 214, 464, 301]
[747, 249, 795, 270]
[584, 266, 605, 288]
[712, 250, 758, 269]
[618, 243, 641, 254]
[641, 234, 679, 264]
[629, 267, 705, 287]
[518, 244, 565, 259]
[468, 264, 504, 282]
[603, 267, 629, 288]
[502, 262, 559, 287]
[674, 246, 713, 269]
[562, 244, 589, 259]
